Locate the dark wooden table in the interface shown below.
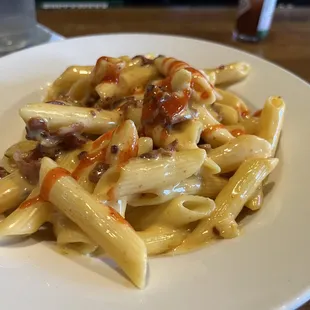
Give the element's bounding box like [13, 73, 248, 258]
[38, 7, 310, 309]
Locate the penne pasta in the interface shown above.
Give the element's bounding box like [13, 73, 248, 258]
[208, 135, 272, 173]
[180, 158, 278, 248]
[137, 225, 188, 256]
[203, 62, 251, 85]
[138, 137, 153, 156]
[240, 116, 260, 135]
[150, 120, 203, 150]
[52, 213, 98, 255]
[109, 148, 206, 199]
[39, 157, 147, 288]
[0, 187, 53, 236]
[215, 88, 249, 118]
[105, 120, 139, 166]
[258, 96, 285, 156]
[19, 103, 121, 134]
[0, 170, 34, 214]
[46, 65, 93, 101]
[138, 195, 215, 229]
[245, 186, 263, 211]
[213, 102, 239, 125]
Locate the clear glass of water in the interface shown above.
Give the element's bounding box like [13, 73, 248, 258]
[0, 0, 37, 53]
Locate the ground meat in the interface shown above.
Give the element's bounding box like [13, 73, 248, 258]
[88, 162, 110, 183]
[140, 140, 178, 159]
[142, 85, 192, 127]
[110, 145, 119, 154]
[78, 151, 88, 160]
[13, 151, 41, 185]
[132, 55, 154, 66]
[45, 100, 67, 106]
[26, 118, 48, 140]
[198, 144, 212, 152]
[98, 96, 141, 111]
[0, 167, 9, 179]
[26, 118, 87, 151]
[165, 139, 178, 152]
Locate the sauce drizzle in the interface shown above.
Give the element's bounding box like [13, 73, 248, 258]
[40, 167, 71, 201]
[108, 206, 129, 225]
[203, 124, 225, 135]
[253, 109, 262, 117]
[19, 195, 43, 209]
[230, 128, 245, 137]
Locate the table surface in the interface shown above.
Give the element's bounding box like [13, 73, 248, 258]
[38, 7, 310, 309]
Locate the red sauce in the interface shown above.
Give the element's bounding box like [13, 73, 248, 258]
[201, 91, 210, 99]
[107, 187, 115, 201]
[230, 128, 245, 137]
[40, 167, 71, 201]
[241, 110, 250, 118]
[185, 67, 204, 78]
[92, 129, 115, 150]
[94, 56, 120, 84]
[157, 76, 172, 92]
[161, 89, 190, 121]
[163, 57, 173, 68]
[108, 206, 129, 225]
[72, 147, 108, 180]
[102, 67, 120, 84]
[167, 60, 188, 74]
[117, 137, 139, 165]
[253, 109, 262, 117]
[19, 195, 43, 209]
[203, 124, 225, 135]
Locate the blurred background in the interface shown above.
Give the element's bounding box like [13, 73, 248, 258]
[36, 0, 309, 8]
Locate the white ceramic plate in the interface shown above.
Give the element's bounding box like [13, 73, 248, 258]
[0, 34, 309, 310]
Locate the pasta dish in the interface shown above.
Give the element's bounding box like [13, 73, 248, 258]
[0, 55, 284, 288]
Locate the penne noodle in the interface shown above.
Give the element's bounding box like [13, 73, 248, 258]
[208, 135, 272, 173]
[105, 120, 139, 166]
[258, 96, 285, 156]
[137, 226, 188, 256]
[19, 103, 121, 135]
[0, 170, 34, 214]
[240, 116, 260, 135]
[138, 137, 153, 156]
[245, 186, 263, 211]
[46, 65, 93, 101]
[215, 88, 249, 118]
[200, 169, 228, 198]
[39, 157, 147, 288]
[150, 120, 203, 150]
[171, 69, 192, 91]
[108, 148, 206, 199]
[194, 104, 234, 147]
[0, 187, 53, 236]
[203, 62, 251, 85]
[202, 157, 221, 174]
[180, 158, 278, 248]
[155, 56, 216, 104]
[52, 213, 98, 255]
[138, 195, 215, 229]
[213, 102, 239, 125]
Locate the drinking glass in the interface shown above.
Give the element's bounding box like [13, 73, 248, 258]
[0, 0, 37, 53]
